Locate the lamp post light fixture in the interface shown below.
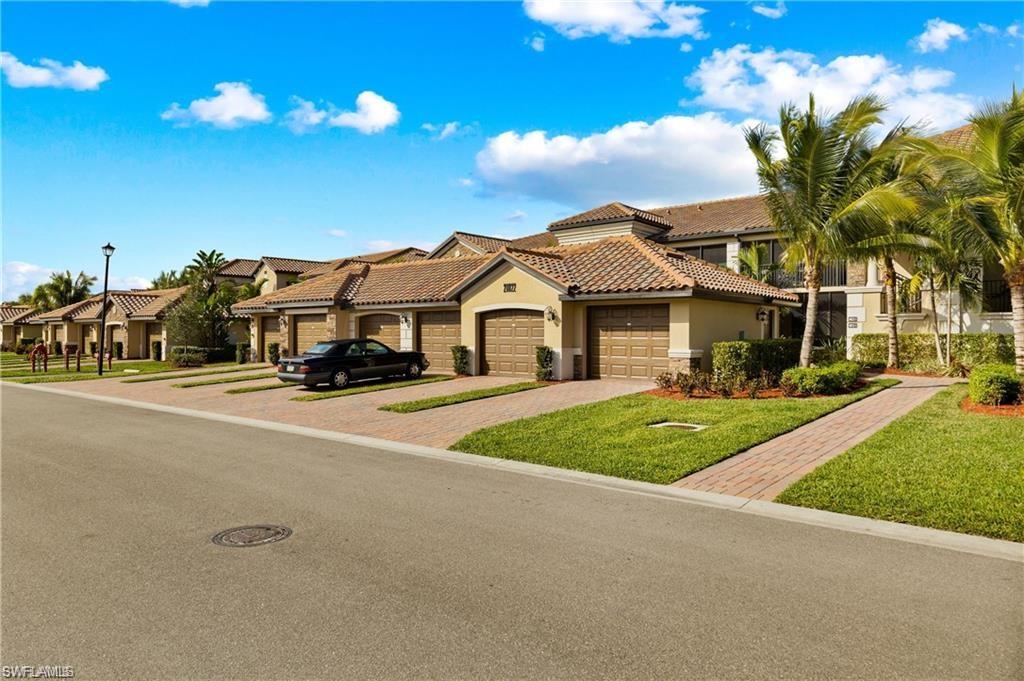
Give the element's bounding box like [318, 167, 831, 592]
[96, 243, 116, 376]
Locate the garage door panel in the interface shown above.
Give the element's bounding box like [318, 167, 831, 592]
[294, 314, 328, 354]
[359, 314, 401, 349]
[416, 311, 461, 371]
[480, 309, 544, 377]
[588, 304, 670, 380]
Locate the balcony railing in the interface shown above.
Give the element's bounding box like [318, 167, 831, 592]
[760, 261, 847, 289]
[983, 279, 1011, 313]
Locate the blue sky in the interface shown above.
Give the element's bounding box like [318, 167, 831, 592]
[3, 1, 1021, 297]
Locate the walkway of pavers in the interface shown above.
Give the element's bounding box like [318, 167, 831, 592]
[671, 375, 961, 500]
[47, 369, 649, 448]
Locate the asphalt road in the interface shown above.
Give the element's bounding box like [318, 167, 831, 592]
[2, 388, 1021, 680]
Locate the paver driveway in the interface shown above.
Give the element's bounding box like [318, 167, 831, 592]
[51, 369, 648, 448]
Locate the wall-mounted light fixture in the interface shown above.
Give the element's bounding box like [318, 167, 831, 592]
[756, 308, 768, 323]
[399, 312, 412, 325]
[544, 306, 558, 322]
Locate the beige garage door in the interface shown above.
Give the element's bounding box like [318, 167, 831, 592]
[417, 311, 461, 371]
[359, 314, 401, 349]
[146, 323, 162, 358]
[81, 324, 96, 351]
[480, 309, 544, 377]
[53, 325, 64, 343]
[588, 304, 670, 379]
[260, 316, 280, 362]
[293, 314, 328, 354]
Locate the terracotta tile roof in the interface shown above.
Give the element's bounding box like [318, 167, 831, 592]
[549, 202, 677, 230]
[0, 305, 34, 324]
[68, 299, 106, 321]
[129, 287, 188, 319]
[510, 232, 557, 250]
[260, 256, 327, 274]
[454, 232, 513, 253]
[353, 257, 488, 305]
[233, 265, 368, 311]
[31, 295, 104, 322]
[930, 123, 974, 151]
[218, 258, 261, 278]
[299, 248, 427, 280]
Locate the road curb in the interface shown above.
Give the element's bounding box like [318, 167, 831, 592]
[7, 381, 1022, 563]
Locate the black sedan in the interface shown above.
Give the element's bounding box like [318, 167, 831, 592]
[277, 339, 429, 388]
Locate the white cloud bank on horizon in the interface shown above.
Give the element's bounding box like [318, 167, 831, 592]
[751, 2, 786, 20]
[2, 262, 55, 299]
[162, 82, 272, 129]
[475, 112, 759, 208]
[284, 91, 400, 135]
[523, 0, 707, 43]
[686, 44, 974, 130]
[913, 18, 968, 53]
[1, 52, 109, 90]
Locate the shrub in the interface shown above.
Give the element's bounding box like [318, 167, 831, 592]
[151, 340, 162, 361]
[968, 364, 1021, 406]
[113, 341, 124, 360]
[14, 344, 26, 355]
[851, 333, 1013, 368]
[267, 342, 281, 365]
[535, 345, 554, 381]
[235, 343, 250, 364]
[712, 338, 801, 385]
[53, 340, 63, 356]
[168, 347, 207, 368]
[450, 345, 469, 375]
[89, 341, 98, 356]
[780, 361, 862, 396]
[811, 336, 847, 366]
[654, 371, 674, 390]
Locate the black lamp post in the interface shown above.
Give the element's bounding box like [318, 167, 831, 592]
[96, 243, 116, 375]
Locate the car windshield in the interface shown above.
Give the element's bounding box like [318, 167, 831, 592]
[304, 342, 336, 355]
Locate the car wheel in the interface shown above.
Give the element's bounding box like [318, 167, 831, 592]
[330, 369, 351, 389]
[406, 362, 422, 379]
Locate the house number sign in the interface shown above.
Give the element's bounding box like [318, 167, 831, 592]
[503, 283, 517, 293]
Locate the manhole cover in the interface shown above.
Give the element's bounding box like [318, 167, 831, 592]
[212, 525, 292, 548]
[648, 421, 708, 431]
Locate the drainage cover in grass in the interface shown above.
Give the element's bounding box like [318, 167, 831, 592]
[211, 525, 292, 548]
[648, 421, 708, 431]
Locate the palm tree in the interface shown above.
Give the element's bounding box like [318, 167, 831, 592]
[150, 270, 186, 290]
[736, 243, 779, 283]
[925, 91, 1024, 373]
[235, 277, 268, 301]
[184, 249, 228, 293]
[745, 94, 918, 366]
[30, 271, 96, 311]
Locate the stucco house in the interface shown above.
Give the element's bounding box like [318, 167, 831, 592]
[233, 234, 797, 378]
[0, 305, 42, 348]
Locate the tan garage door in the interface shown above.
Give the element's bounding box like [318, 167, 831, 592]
[81, 324, 96, 351]
[588, 304, 670, 379]
[146, 323, 162, 358]
[260, 316, 280, 362]
[417, 311, 461, 371]
[359, 314, 401, 349]
[293, 314, 328, 354]
[480, 309, 544, 377]
[53, 325, 64, 343]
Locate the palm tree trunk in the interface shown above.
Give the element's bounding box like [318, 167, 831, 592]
[945, 290, 952, 366]
[929, 279, 943, 363]
[883, 257, 899, 369]
[1011, 283, 1024, 375]
[799, 261, 820, 367]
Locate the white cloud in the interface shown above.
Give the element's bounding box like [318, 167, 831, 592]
[422, 121, 462, 140]
[457, 177, 476, 188]
[0, 52, 109, 91]
[475, 112, 759, 207]
[751, 2, 786, 20]
[161, 82, 271, 129]
[685, 44, 975, 130]
[1007, 23, 1020, 38]
[328, 91, 400, 134]
[365, 240, 396, 251]
[523, 0, 707, 44]
[169, 0, 209, 6]
[284, 97, 328, 134]
[108, 275, 152, 291]
[2, 261, 55, 299]
[977, 23, 999, 35]
[679, 42, 693, 52]
[526, 32, 546, 52]
[504, 210, 528, 222]
[327, 229, 349, 238]
[913, 18, 967, 53]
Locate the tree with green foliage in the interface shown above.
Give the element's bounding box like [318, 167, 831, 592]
[29, 270, 96, 312]
[744, 94, 917, 366]
[165, 250, 236, 349]
[736, 243, 779, 283]
[150, 269, 186, 290]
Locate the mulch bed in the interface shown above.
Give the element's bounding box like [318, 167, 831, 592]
[960, 396, 1024, 417]
[646, 380, 869, 401]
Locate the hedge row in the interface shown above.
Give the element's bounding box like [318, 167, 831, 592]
[780, 361, 862, 396]
[712, 339, 802, 385]
[851, 333, 1014, 368]
[968, 364, 1022, 406]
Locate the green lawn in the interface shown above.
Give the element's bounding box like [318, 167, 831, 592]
[225, 381, 297, 395]
[380, 381, 546, 413]
[121, 364, 266, 383]
[290, 375, 455, 402]
[452, 380, 896, 484]
[3, 360, 178, 383]
[172, 372, 278, 388]
[777, 385, 1024, 542]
